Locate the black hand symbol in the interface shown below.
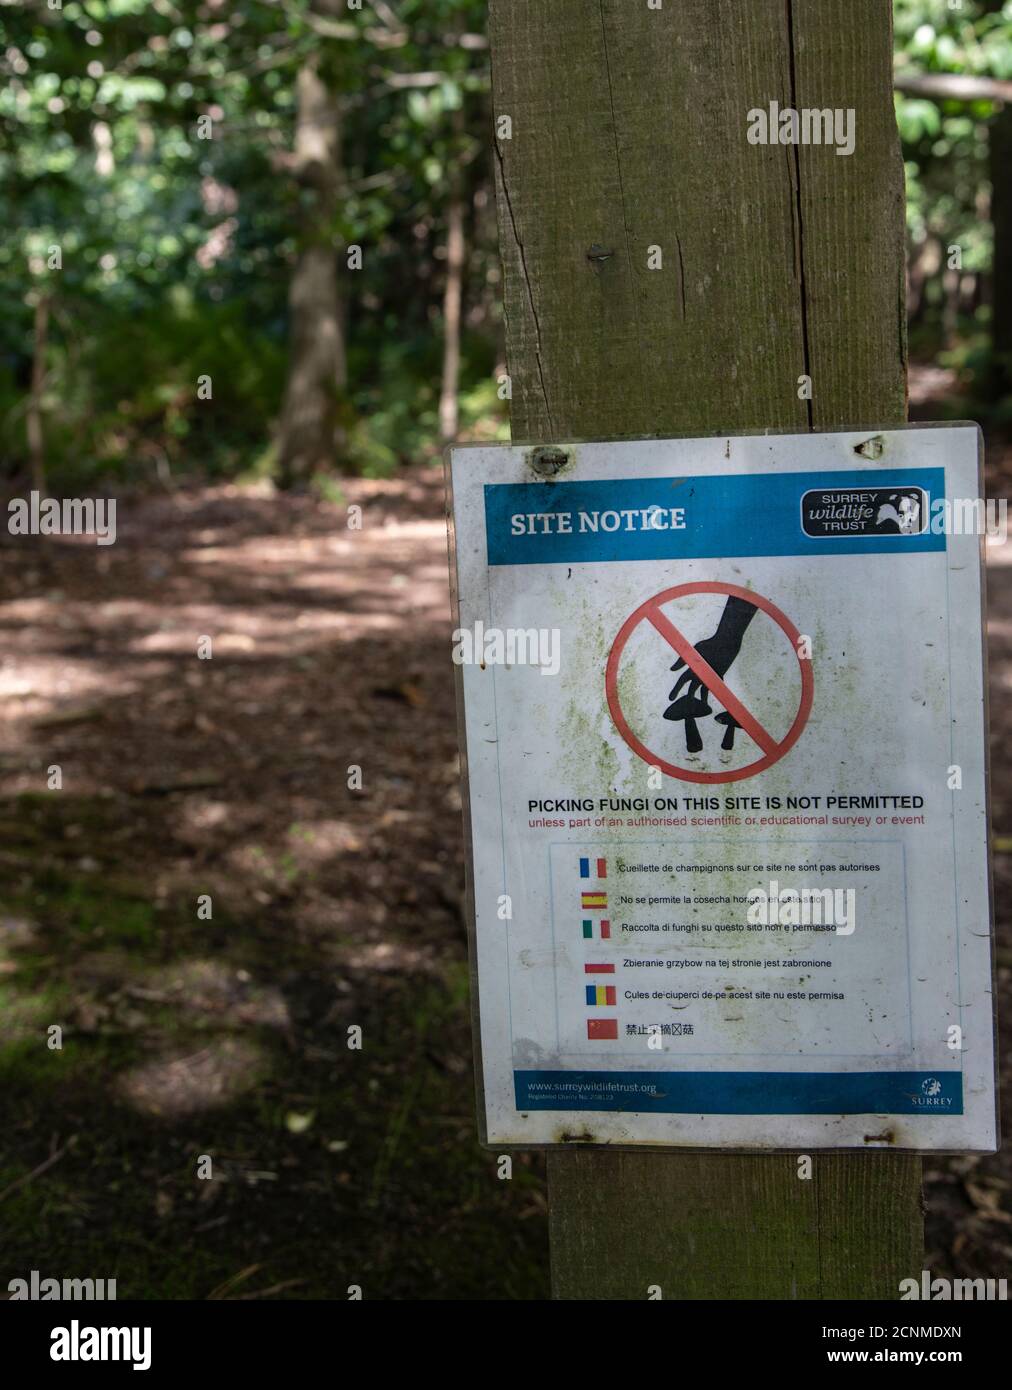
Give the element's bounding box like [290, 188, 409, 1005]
[668, 596, 758, 703]
[664, 596, 757, 753]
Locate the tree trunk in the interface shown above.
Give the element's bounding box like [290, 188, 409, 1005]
[488, 0, 920, 1300]
[983, 0, 1011, 397]
[439, 107, 468, 443]
[26, 292, 49, 493]
[990, 102, 1012, 397]
[438, 177, 466, 443]
[277, 54, 346, 487]
[943, 263, 960, 350]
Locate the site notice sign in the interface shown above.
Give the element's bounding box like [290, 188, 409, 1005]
[447, 425, 997, 1152]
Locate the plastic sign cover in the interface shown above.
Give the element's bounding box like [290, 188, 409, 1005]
[448, 426, 996, 1151]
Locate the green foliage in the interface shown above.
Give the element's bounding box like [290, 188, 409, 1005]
[894, 0, 1012, 380]
[0, 0, 500, 487]
[2, 2, 1008, 486]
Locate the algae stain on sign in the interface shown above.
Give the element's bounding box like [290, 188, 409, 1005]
[556, 591, 621, 795]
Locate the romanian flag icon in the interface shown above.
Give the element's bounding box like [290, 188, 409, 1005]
[580, 857, 608, 879]
[582, 919, 611, 940]
[587, 1019, 618, 1041]
[581, 892, 608, 910]
[586, 984, 617, 1007]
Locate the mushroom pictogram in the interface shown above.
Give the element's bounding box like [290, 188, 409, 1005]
[713, 711, 741, 750]
[663, 691, 712, 753]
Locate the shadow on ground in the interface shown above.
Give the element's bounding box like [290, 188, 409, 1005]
[0, 471, 547, 1300]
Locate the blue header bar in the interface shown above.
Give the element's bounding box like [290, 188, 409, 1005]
[484, 468, 947, 565]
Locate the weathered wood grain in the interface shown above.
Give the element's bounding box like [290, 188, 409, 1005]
[487, 0, 921, 1299]
[548, 1149, 923, 1301]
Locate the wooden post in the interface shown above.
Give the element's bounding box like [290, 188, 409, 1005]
[487, 0, 923, 1299]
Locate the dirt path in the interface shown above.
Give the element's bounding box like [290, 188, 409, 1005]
[0, 470, 547, 1300]
[0, 452, 1008, 1297]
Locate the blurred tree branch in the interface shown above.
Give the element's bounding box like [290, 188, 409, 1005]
[894, 71, 1012, 102]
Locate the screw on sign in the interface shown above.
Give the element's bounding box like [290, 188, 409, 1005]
[605, 582, 814, 785]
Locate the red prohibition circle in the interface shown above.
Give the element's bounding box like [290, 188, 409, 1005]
[605, 581, 814, 785]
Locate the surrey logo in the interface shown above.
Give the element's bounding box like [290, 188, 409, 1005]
[912, 1076, 953, 1109]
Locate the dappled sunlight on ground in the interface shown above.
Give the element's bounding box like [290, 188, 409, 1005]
[118, 1038, 268, 1120]
[0, 467, 548, 1299]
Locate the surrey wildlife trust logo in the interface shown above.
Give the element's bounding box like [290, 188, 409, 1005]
[801, 487, 1007, 541]
[802, 487, 926, 537]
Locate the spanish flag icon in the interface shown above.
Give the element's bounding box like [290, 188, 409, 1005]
[581, 892, 608, 910]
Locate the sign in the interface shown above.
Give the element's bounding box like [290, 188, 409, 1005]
[605, 582, 814, 783]
[448, 426, 997, 1151]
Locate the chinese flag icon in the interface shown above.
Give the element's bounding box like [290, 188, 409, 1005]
[587, 1019, 618, 1041]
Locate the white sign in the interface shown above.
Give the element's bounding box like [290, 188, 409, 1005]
[448, 426, 997, 1151]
